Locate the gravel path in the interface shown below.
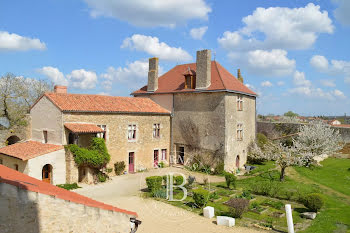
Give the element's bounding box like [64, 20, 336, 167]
[75, 167, 263, 233]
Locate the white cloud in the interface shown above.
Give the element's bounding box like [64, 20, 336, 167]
[229, 49, 295, 76]
[121, 34, 192, 62]
[345, 77, 350, 84]
[67, 69, 98, 89]
[190, 26, 208, 40]
[37, 67, 97, 89]
[333, 89, 346, 98]
[261, 81, 273, 87]
[277, 81, 285, 86]
[288, 86, 346, 100]
[0, 31, 46, 51]
[83, 0, 211, 27]
[218, 3, 333, 52]
[333, 0, 350, 26]
[310, 55, 329, 72]
[320, 79, 336, 87]
[101, 60, 163, 90]
[293, 71, 311, 86]
[36, 66, 68, 86]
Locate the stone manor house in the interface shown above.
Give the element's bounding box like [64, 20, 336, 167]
[0, 49, 256, 185]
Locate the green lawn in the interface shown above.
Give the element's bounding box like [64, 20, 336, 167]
[295, 158, 350, 196]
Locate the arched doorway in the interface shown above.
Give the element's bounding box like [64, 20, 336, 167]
[236, 155, 240, 168]
[7, 135, 20, 145]
[42, 164, 53, 184]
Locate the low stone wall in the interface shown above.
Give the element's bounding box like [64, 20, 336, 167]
[257, 121, 350, 143]
[0, 182, 132, 233]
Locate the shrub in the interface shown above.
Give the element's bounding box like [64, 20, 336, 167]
[257, 133, 268, 148]
[153, 188, 167, 199]
[203, 177, 209, 186]
[226, 198, 250, 218]
[158, 161, 165, 168]
[262, 199, 284, 210]
[303, 193, 324, 212]
[97, 172, 108, 182]
[68, 138, 110, 169]
[187, 176, 196, 186]
[106, 167, 113, 174]
[114, 161, 125, 175]
[214, 162, 225, 175]
[238, 190, 253, 199]
[57, 183, 81, 190]
[193, 189, 210, 207]
[162, 175, 168, 185]
[146, 176, 163, 193]
[175, 176, 185, 186]
[250, 181, 281, 198]
[209, 192, 220, 201]
[225, 173, 237, 189]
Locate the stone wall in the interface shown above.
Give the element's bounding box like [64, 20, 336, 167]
[257, 121, 350, 143]
[0, 154, 28, 173]
[0, 182, 132, 233]
[224, 93, 256, 171]
[63, 113, 171, 173]
[65, 148, 79, 184]
[0, 115, 31, 148]
[30, 95, 63, 145]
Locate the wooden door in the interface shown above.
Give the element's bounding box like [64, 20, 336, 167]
[42, 164, 52, 183]
[154, 150, 159, 167]
[128, 152, 135, 173]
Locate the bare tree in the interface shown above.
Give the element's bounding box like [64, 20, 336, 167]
[0, 73, 52, 126]
[293, 120, 342, 166]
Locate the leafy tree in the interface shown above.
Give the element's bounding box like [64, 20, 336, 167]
[0, 73, 52, 126]
[284, 111, 299, 117]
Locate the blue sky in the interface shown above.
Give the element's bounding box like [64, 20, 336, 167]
[1, 0, 350, 116]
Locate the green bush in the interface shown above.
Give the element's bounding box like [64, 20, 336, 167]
[237, 190, 253, 199]
[146, 176, 163, 193]
[158, 161, 165, 168]
[257, 133, 268, 148]
[193, 189, 210, 207]
[262, 199, 284, 210]
[57, 183, 81, 190]
[153, 188, 167, 199]
[214, 162, 225, 175]
[303, 193, 324, 212]
[175, 176, 185, 186]
[67, 138, 110, 169]
[250, 181, 281, 198]
[97, 172, 108, 182]
[225, 173, 237, 189]
[114, 161, 126, 175]
[226, 198, 250, 218]
[106, 167, 113, 173]
[209, 192, 220, 201]
[162, 175, 168, 185]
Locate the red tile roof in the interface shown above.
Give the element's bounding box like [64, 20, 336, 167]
[0, 141, 63, 161]
[332, 124, 350, 128]
[33, 93, 170, 114]
[132, 61, 256, 96]
[65, 123, 105, 133]
[0, 164, 137, 217]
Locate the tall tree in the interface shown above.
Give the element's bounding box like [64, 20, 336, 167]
[0, 73, 52, 126]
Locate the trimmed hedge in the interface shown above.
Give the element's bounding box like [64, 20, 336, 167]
[303, 193, 324, 212]
[193, 189, 210, 207]
[146, 176, 163, 193]
[175, 176, 185, 186]
[225, 173, 237, 189]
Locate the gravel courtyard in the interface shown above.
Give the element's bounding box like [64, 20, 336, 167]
[75, 167, 263, 233]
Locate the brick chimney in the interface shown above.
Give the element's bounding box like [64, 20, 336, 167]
[54, 85, 67, 94]
[237, 69, 244, 83]
[195, 49, 211, 89]
[147, 57, 159, 92]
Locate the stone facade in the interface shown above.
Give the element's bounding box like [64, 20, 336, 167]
[0, 182, 132, 233]
[63, 113, 171, 173]
[0, 115, 31, 148]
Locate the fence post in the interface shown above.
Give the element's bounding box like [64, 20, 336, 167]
[285, 204, 295, 233]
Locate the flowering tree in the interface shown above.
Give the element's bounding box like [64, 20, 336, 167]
[293, 120, 342, 166]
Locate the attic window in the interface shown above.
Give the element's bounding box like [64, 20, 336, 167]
[183, 67, 196, 89]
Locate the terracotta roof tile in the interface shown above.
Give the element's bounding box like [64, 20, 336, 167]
[0, 141, 63, 161]
[65, 123, 105, 133]
[0, 165, 137, 217]
[40, 93, 170, 114]
[132, 61, 256, 96]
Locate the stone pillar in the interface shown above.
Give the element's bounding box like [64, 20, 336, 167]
[196, 49, 211, 89]
[147, 57, 159, 92]
[65, 148, 79, 184]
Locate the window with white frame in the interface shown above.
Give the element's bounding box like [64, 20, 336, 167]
[237, 123, 243, 141]
[97, 125, 107, 139]
[128, 124, 137, 140]
[237, 95, 243, 111]
[153, 123, 160, 138]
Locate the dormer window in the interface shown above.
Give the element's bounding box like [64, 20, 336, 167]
[183, 67, 196, 89]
